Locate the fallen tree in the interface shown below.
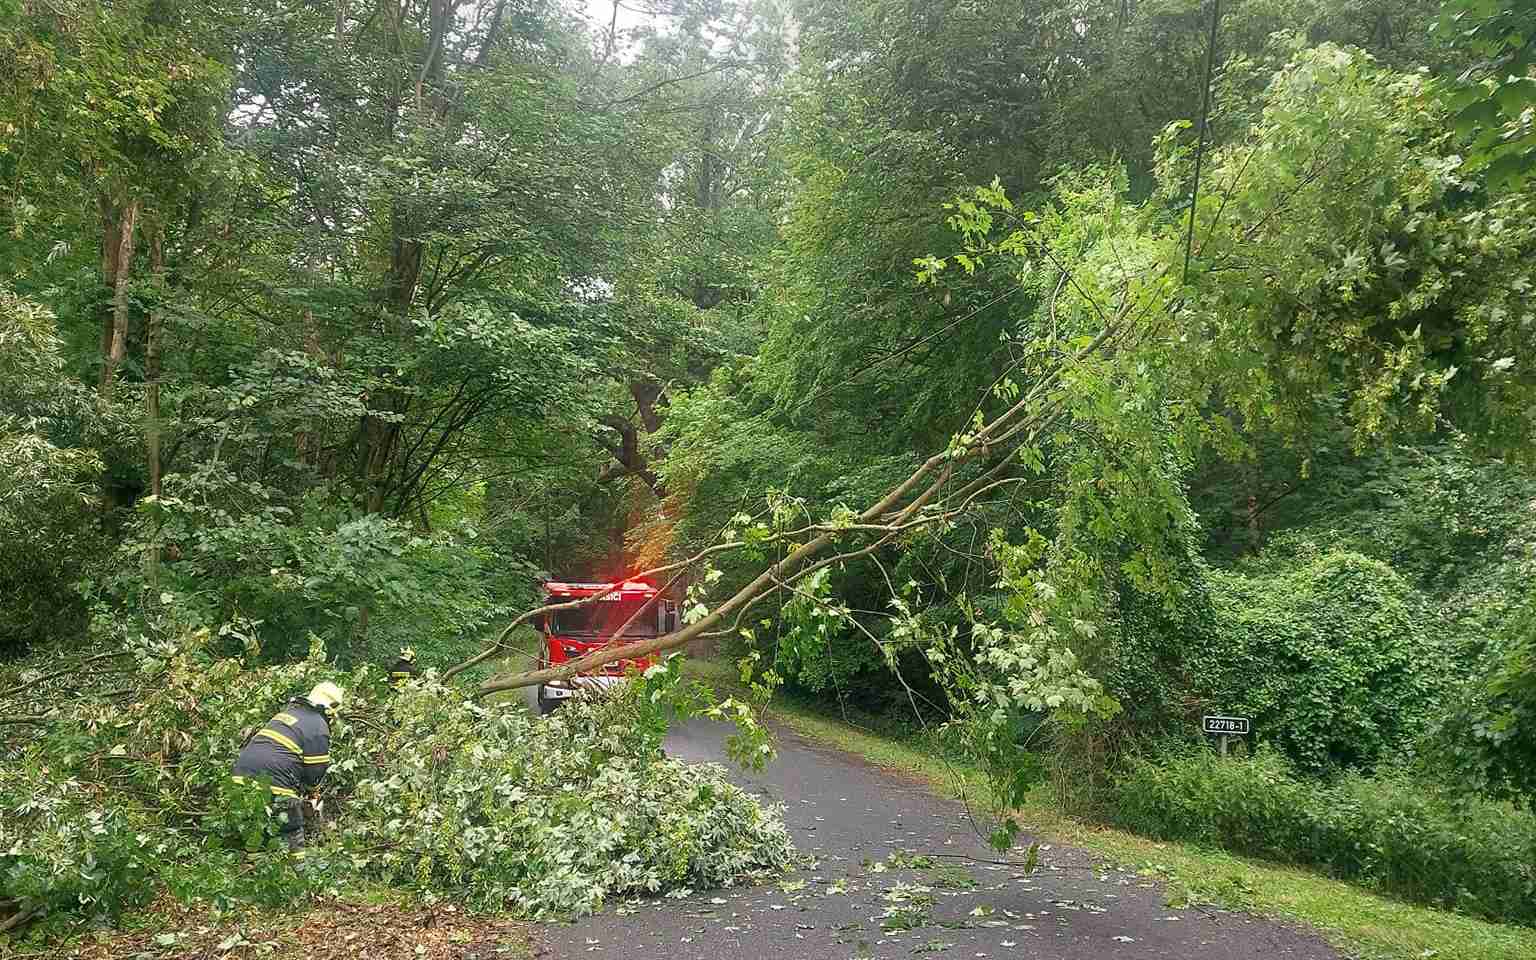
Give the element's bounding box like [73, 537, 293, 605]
[452, 315, 1134, 697]
[455, 48, 1536, 789]
[0, 635, 795, 935]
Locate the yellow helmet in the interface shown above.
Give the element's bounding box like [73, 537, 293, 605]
[398, 646, 417, 662]
[308, 681, 345, 710]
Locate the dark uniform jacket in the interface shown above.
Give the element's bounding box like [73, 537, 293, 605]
[389, 656, 418, 687]
[231, 698, 332, 798]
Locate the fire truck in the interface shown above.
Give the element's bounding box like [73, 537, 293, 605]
[534, 578, 678, 714]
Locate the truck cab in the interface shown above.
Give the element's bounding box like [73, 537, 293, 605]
[535, 579, 678, 714]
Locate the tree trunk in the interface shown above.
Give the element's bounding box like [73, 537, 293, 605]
[632, 379, 664, 434]
[146, 223, 164, 501]
[358, 208, 423, 514]
[362, 417, 393, 514]
[144, 222, 165, 583]
[596, 413, 665, 497]
[99, 198, 140, 393]
[610, 513, 626, 574]
[690, 116, 725, 309]
[697, 114, 717, 212]
[595, 379, 669, 496]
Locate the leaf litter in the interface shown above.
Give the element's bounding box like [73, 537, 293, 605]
[68, 895, 533, 960]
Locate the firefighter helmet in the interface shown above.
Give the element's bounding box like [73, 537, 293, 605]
[308, 681, 345, 710]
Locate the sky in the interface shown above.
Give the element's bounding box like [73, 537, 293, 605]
[582, 0, 661, 38]
[580, 1, 690, 64]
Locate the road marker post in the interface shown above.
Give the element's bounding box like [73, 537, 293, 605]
[1202, 715, 1250, 757]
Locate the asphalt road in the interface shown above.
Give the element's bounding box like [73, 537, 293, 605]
[535, 717, 1338, 960]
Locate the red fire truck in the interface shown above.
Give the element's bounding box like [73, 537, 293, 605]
[535, 578, 678, 714]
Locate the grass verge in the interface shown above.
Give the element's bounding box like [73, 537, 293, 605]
[681, 657, 1536, 960]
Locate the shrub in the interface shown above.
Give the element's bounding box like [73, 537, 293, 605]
[0, 285, 118, 658]
[1104, 568, 1216, 740]
[1235, 444, 1536, 602]
[1422, 583, 1536, 810]
[92, 479, 535, 670]
[0, 633, 794, 934]
[1192, 550, 1439, 772]
[1112, 748, 1536, 926]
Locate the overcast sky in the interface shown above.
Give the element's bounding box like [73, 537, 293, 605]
[581, 0, 658, 37]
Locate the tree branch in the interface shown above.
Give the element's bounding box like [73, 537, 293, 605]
[458, 294, 1142, 696]
[0, 651, 132, 699]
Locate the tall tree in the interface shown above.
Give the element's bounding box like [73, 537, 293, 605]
[578, 0, 793, 566]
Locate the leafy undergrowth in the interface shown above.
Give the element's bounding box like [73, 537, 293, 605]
[1112, 749, 1536, 926]
[1, 636, 795, 945]
[52, 894, 531, 960]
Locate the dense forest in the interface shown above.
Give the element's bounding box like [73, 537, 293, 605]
[4, 0, 1536, 948]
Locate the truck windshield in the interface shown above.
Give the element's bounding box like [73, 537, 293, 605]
[549, 598, 659, 638]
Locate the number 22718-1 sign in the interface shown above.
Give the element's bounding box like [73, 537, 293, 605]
[1202, 715, 1251, 736]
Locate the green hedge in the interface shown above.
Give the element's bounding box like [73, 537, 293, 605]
[1111, 749, 1536, 927]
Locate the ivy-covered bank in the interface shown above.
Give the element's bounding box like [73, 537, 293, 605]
[0, 635, 794, 940]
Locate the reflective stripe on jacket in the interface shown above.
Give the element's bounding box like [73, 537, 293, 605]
[389, 657, 418, 688]
[231, 697, 331, 796]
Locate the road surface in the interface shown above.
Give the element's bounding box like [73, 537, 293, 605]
[536, 717, 1337, 960]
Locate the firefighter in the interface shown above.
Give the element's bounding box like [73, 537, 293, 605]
[231, 681, 343, 851]
[388, 646, 419, 689]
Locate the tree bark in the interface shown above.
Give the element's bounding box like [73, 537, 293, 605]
[99, 198, 140, 393]
[594, 379, 669, 495]
[359, 204, 424, 514]
[632, 378, 664, 434]
[603, 0, 619, 63]
[596, 411, 664, 497]
[0, 897, 44, 934]
[476, 0, 508, 68]
[145, 222, 165, 583]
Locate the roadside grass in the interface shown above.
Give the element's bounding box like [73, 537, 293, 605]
[680, 656, 1536, 960]
[1028, 812, 1536, 960]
